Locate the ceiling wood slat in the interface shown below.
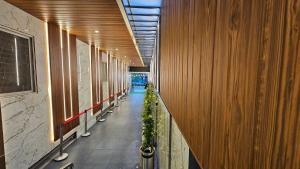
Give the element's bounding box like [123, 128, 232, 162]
[5, 0, 143, 66]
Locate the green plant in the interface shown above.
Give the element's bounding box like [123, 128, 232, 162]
[141, 83, 157, 151]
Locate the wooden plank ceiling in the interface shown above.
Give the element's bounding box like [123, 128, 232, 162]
[5, 0, 144, 67]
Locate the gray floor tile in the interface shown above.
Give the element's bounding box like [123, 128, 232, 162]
[44, 92, 143, 169]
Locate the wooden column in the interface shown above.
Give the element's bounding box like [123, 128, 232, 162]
[91, 46, 103, 114]
[48, 23, 79, 141]
[160, 0, 300, 168]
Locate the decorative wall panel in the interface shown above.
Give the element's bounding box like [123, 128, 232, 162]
[160, 0, 300, 168]
[91, 45, 103, 114]
[48, 23, 79, 140]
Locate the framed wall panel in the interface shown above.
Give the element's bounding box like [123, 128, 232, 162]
[91, 46, 103, 114]
[48, 23, 79, 141]
[108, 53, 114, 103]
[62, 30, 71, 119]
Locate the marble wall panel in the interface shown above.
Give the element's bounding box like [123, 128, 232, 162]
[0, 1, 51, 168]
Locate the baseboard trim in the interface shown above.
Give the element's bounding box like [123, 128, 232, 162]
[29, 132, 77, 169]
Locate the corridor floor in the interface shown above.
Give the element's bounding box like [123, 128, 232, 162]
[44, 92, 144, 169]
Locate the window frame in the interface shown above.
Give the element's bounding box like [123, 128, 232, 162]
[0, 25, 37, 96]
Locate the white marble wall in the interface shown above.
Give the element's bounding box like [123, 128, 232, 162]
[0, 1, 113, 168]
[102, 81, 110, 109]
[76, 39, 111, 135]
[157, 96, 189, 169]
[101, 52, 110, 109]
[0, 1, 52, 168]
[157, 101, 170, 169]
[171, 120, 189, 169]
[76, 39, 96, 136]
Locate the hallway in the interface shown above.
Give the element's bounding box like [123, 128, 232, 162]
[45, 93, 144, 169]
[0, 0, 300, 168]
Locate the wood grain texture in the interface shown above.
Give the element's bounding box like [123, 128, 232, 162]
[5, 0, 142, 66]
[70, 34, 79, 119]
[62, 30, 71, 119]
[48, 23, 79, 141]
[99, 51, 104, 110]
[117, 60, 122, 96]
[68, 33, 80, 130]
[91, 45, 101, 114]
[48, 22, 65, 140]
[108, 53, 114, 103]
[160, 0, 300, 168]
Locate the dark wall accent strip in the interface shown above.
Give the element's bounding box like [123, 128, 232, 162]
[129, 66, 150, 72]
[189, 149, 200, 169]
[0, 105, 5, 169]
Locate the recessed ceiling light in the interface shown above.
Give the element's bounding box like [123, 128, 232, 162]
[124, 56, 127, 58]
[115, 48, 119, 51]
[94, 30, 99, 33]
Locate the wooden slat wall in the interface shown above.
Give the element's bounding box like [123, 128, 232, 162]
[5, 0, 143, 66]
[0, 106, 5, 169]
[91, 46, 101, 114]
[108, 53, 114, 103]
[70, 34, 79, 119]
[48, 23, 79, 141]
[117, 60, 122, 96]
[99, 51, 103, 109]
[123, 63, 126, 92]
[160, 0, 300, 168]
[62, 30, 71, 119]
[48, 23, 65, 141]
[112, 57, 116, 97]
[91, 46, 105, 114]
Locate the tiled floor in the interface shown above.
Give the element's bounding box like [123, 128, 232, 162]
[44, 92, 144, 169]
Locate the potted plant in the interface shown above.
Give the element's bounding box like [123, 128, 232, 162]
[140, 84, 156, 169]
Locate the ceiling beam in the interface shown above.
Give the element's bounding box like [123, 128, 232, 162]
[129, 20, 158, 22]
[133, 26, 158, 28]
[124, 5, 160, 9]
[128, 14, 160, 17]
[133, 29, 157, 31]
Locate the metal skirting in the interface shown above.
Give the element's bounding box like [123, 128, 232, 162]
[29, 133, 77, 169]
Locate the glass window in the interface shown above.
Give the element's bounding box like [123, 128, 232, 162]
[134, 27, 157, 31]
[128, 0, 162, 7]
[131, 21, 157, 27]
[0, 27, 36, 94]
[130, 8, 160, 15]
[134, 30, 156, 34]
[132, 15, 159, 21]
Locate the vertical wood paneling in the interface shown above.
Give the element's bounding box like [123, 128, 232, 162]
[48, 23, 79, 140]
[69, 34, 79, 121]
[5, 0, 144, 67]
[48, 23, 65, 140]
[160, 0, 300, 168]
[99, 51, 103, 110]
[271, 1, 300, 168]
[117, 60, 121, 96]
[108, 53, 111, 98]
[193, 0, 217, 167]
[112, 57, 116, 96]
[91, 45, 101, 114]
[108, 53, 114, 103]
[62, 30, 71, 119]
